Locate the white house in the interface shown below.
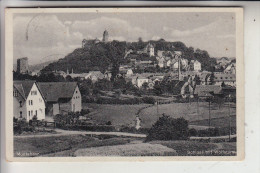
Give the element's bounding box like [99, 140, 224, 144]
[84, 71, 104, 82]
[136, 76, 149, 88]
[156, 57, 165, 68]
[13, 81, 45, 121]
[224, 63, 236, 74]
[190, 60, 201, 71]
[38, 82, 82, 116]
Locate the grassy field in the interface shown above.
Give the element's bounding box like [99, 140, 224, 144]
[14, 134, 135, 157]
[139, 102, 236, 128]
[84, 102, 236, 129]
[150, 141, 236, 156]
[14, 134, 236, 157]
[75, 143, 177, 156]
[85, 103, 150, 127]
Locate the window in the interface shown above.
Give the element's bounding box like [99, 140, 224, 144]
[19, 101, 22, 107]
[20, 111, 22, 118]
[13, 90, 18, 97]
[31, 110, 33, 116]
[29, 100, 33, 105]
[76, 91, 78, 93]
[35, 110, 37, 116]
[28, 111, 30, 116]
[31, 91, 37, 95]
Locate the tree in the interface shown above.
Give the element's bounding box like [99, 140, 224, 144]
[194, 75, 201, 85]
[209, 72, 215, 85]
[142, 82, 149, 90]
[153, 81, 162, 96]
[146, 115, 189, 141]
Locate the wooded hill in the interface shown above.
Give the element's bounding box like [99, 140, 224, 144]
[41, 39, 216, 74]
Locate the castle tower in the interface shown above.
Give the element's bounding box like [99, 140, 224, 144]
[17, 57, 29, 74]
[102, 29, 109, 42]
[147, 43, 155, 57]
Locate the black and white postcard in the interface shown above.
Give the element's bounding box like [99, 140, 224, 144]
[5, 8, 244, 161]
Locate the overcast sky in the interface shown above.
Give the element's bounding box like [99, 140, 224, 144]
[13, 12, 236, 65]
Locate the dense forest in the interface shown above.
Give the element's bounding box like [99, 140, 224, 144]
[41, 39, 217, 75]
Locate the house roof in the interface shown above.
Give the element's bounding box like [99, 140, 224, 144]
[13, 80, 36, 99]
[38, 82, 78, 102]
[214, 73, 236, 82]
[194, 85, 222, 97]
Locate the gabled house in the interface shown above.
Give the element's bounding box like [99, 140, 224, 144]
[38, 82, 82, 116]
[224, 63, 236, 74]
[84, 71, 104, 82]
[190, 60, 201, 72]
[13, 80, 46, 121]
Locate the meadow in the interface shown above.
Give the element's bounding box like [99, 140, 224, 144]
[85, 101, 236, 129]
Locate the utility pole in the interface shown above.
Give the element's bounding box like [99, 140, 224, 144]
[228, 94, 231, 142]
[157, 97, 159, 115]
[208, 97, 211, 129]
[197, 97, 199, 119]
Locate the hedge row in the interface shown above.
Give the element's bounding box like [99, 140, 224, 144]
[189, 127, 236, 137]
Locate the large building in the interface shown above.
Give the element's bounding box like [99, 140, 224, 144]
[38, 82, 82, 116]
[17, 57, 29, 74]
[102, 29, 109, 42]
[13, 80, 46, 121]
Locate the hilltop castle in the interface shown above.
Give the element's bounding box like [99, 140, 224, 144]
[102, 29, 109, 42]
[82, 30, 109, 48]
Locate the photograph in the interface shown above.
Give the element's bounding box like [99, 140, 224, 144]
[5, 8, 244, 161]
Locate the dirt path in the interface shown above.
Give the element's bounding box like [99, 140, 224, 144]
[14, 129, 147, 139]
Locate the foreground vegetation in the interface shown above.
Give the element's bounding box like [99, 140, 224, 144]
[14, 134, 236, 157]
[14, 134, 135, 157]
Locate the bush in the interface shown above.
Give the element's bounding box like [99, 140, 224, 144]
[142, 96, 155, 104]
[81, 109, 90, 115]
[189, 128, 198, 136]
[106, 121, 112, 125]
[146, 115, 189, 141]
[13, 119, 35, 134]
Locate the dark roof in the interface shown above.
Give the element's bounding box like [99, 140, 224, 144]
[194, 85, 222, 97]
[13, 80, 36, 99]
[38, 82, 78, 102]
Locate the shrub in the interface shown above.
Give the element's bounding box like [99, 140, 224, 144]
[146, 115, 189, 141]
[81, 109, 90, 115]
[106, 121, 112, 125]
[13, 119, 35, 134]
[189, 128, 198, 136]
[142, 96, 155, 104]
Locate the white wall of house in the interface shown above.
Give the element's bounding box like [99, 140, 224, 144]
[25, 84, 45, 121]
[71, 86, 82, 112]
[194, 61, 201, 71]
[173, 61, 178, 69]
[136, 78, 149, 88]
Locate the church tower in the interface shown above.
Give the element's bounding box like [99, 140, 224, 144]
[102, 29, 109, 42]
